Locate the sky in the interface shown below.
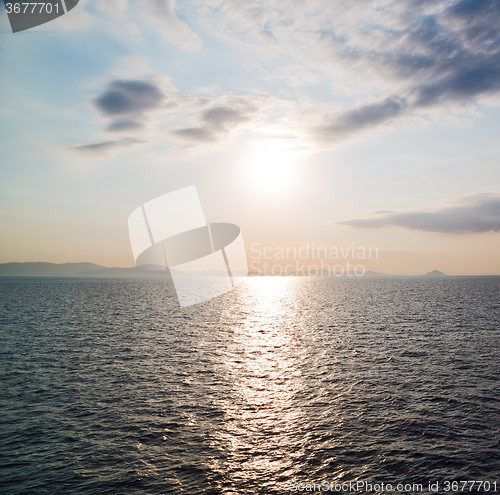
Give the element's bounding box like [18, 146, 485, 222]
[1, 0, 500, 275]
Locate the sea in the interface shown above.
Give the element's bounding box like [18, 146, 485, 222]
[0, 276, 499, 495]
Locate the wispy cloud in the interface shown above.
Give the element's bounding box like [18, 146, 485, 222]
[73, 137, 147, 156]
[94, 0, 201, 50]
[171, 104, 253, 143]
[136, 0, 202, 51]
[338, 195, 500, 234]
[313, 97, 408, 144]
[105, 119, 144, 132]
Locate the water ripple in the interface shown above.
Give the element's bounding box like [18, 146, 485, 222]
[0, 276, 499, 494]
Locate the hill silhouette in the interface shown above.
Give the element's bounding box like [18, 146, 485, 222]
[0, 262, 105, 277]
[423, 270, 448, 277]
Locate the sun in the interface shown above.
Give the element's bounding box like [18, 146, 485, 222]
[246, 145, 296, 192]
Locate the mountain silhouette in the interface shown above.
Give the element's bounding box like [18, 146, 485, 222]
[423, 270, 448, 277]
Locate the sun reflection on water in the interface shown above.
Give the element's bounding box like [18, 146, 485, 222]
[214, 277, 308, 493]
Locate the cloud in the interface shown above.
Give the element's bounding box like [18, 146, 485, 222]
[136, 0, 202, 51]
[91, 0, 200, 49]
[185, 0, 500, 146]
[313, 97, 408, 143]
[309, 0, 500, 143]
[105, 119, 144, 132]
[90, 77, 210, 133]
[93, 79, 166, 132]
[338, 195, 500, 234]
[403, 2, 500, 108]
[171, 104, 253, 143]
[172, 127, 216, 143]
[79, 74, 267, 157]
[202, 106, 250, 130]
[71, 76, 176, 158]
[191, 0, 273, 45]
[73, 137, 147, 156]
[69, 1, 500, 156]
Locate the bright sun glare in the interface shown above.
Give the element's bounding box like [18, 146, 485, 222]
[247, 146, 296, 192]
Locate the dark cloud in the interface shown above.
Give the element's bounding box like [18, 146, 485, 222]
[314, 0, 500, 144]
[389, 1, 500, 106]
[171, 127, 217, 142]
[415, 1, 500, 106]
[105, 119, 144, 132]
[447, 0, 500, 52]
[314, 97, 407, 142]
[171, 105, 250, 143]
[449, 0, 500, 22]
[415, 65, 500, 107]
[201, 106, 248, 130]
[95, 80, 164, 116]
[338, 195, 500, 234]
[92, 79, 166, 134]
[73, 137, 146, 155]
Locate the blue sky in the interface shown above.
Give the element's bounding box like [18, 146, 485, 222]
[1, 0, 500, 274]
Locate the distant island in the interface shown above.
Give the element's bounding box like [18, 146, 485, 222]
[0, 262, 106, 277]
[423, 270, 449, 277]
[0, 262, 167, 278]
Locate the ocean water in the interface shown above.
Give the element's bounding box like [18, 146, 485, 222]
[0, 276, 499, 495]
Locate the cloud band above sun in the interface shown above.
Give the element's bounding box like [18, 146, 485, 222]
[68, 0, 500, 159]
